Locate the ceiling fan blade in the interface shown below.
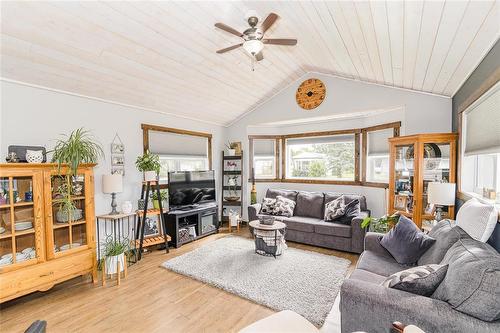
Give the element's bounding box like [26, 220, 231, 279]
[216, 43, 243, 54]
[260, 13, 279, 34]
[255, 51, 264, 61]
[214, 23, 243, 37]
[262, 38, 297, 46]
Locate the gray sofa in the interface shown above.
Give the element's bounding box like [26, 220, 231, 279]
[340, 221, 500, 333]
[248, 189, 369, 254]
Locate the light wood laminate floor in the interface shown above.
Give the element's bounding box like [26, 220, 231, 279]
[0, 226, 358, 333]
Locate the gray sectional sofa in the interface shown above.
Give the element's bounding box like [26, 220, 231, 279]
[248, 189, 369, 254]
[340, 220, 500, 333]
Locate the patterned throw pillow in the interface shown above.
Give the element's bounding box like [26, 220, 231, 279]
[272, 195, 296, 217]
[382, 264, 448, 296]
[260, 198, 276, 215]
[324, 195, 346, 221]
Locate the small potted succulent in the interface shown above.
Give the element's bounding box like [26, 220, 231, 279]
[225, 141, 236, 156]
[103, 238, 129, 275]
[151, 190, 168, 209]
[361, 213, 400, 233]
[135, 150, 161, 182]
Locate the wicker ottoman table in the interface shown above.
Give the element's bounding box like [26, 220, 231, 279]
[248, 220, 287, 258]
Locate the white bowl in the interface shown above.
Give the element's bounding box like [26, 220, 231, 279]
[22, 247, 35, 254]
[0, 227, 5, 234]
[59, 243, 81, 251]
[1, 253, 13, 260]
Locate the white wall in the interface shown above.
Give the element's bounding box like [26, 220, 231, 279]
[227, 73, 452, 218]
[0, 81, 226, 216]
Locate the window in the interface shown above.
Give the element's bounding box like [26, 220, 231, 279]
[460, 81, 500, 203]
[142, 124, 212, 184]
[285, 134, 356, 181]
[249, 137, 279, 180]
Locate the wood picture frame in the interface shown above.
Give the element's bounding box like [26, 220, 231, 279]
[394, 194, 408, 211]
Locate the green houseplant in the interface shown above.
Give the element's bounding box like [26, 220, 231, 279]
[103, 238, 129, 274]
[151, 190, 168, 209]
[135, 151, 161, 181]
[361, 213, 400, 233]
[51, 128, 103, 221]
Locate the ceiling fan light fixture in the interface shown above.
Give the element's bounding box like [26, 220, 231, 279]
[243, 40, 263, 55]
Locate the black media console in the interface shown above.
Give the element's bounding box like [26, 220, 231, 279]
[166, 204, 219, 248]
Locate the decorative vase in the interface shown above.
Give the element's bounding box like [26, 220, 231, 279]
[56, 208, 83, 223]
[26, 150, 44, 163]
[105, 253, 125, 274]
[144, 170, 157, 182]
[121, 201, 132, 214]
[227, 149, 236, 156]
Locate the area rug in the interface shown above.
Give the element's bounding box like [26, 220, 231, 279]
[162, 236, 350, 326]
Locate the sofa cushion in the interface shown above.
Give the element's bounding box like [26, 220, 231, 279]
[260, 198, 276, 215]
[432, 237, 500, 322]
[272, 196, 295, 217]
[456, 197, 498, 242]
[349, 269, 386, 285]
[324, 195, 346, 221]
[314, 221, 351, 237]
[380, 215, 436, 265]
[336, 199, 361, 225]
[295, 191, 324, 219]
[418, 220, 465, 265]
[324, 192, 367, 211]
[382, 264, 448, 297]
[266, 189, 298, 202]
[356, 250, 406, 277]
[276, 216, 321, 233]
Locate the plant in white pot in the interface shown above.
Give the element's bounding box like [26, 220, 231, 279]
[225, 141, 236, 156]
[135, 151, 161, 182]
[103, 238, 129, 275]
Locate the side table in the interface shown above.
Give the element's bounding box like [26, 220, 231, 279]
[96, 212, 137, 266]
[249, 220, 287, 258]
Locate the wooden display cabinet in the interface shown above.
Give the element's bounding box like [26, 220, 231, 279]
[0, 163, 96, 302]
[388, 133, 457, 228]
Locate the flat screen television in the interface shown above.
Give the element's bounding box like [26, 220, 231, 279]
[168, 170, 216, 210]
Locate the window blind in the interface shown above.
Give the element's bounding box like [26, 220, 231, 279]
[464, 82, 500, 155]
[253, 139, 275, 157]
[149, 131, 208, 157]
[367, 129, 393, 155]
[286, 134, 354, 146]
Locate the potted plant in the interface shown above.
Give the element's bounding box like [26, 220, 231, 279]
[225, 141, 236, 156]
[51, 128, 104, 176]
[135, 151, 161, 181]
[151, 190, 168, 209]
[361, 213, 400, 233]
[103, 238, 129, 275]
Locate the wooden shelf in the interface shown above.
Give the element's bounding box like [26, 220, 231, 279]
[72, 219, 87, 226]
[135, 235, 171, 248]
[136, 209, 168, 216]
[223, 186, 242, 190]
[13, 202, 34, 208]
[14, 228, 35, 237]
[52, 196, 85, 203]
[0, 231, 12, 239]
[53, 223, 69, 229]
[222, 201, 241, 206]
[223, 171, 242, 175]
[223, 155, 242, 160]
[0, 204, 11, 209]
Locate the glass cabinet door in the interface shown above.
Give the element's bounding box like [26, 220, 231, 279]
[421, 142, 452, 220]
[50, 174, 87, 255]
[0, 175, 39, 268]
[392, 144, 415, 215]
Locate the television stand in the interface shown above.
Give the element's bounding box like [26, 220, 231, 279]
[166, 204, 218, 248]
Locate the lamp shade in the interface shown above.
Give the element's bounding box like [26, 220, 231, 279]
[428, 182, 455, 206]
[102, 174, 123, 194]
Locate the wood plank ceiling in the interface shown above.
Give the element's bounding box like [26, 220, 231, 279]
[1, 1, 499, 126]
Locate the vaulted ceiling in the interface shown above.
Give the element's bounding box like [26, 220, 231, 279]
[1, 1, 499, 126]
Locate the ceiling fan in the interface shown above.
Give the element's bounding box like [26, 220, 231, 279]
[215, 11, 297, 61]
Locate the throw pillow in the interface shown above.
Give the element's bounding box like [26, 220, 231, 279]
[432, 238, 500, 322]
[272, 195, 296, 217]
[380, 215, 436, 265]
[382, 264, 448, 296]
[260, 198, 276, 215]
[324, 195, 346, 221]
[336, 199, 361, 225]
[455, 198, 498, 242]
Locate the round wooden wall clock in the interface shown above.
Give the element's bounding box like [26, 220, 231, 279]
[296, 78, 326, 110]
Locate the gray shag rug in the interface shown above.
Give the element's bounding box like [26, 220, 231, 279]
[162, 236, 350, 326]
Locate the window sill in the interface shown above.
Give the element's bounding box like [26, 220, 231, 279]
[247, 178, 389, 188]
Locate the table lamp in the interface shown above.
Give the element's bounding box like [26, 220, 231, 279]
[102, 174, 123, 215]
[427, 182, 456, 222]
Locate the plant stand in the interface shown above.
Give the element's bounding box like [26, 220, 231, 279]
[102, 256, 127, 286]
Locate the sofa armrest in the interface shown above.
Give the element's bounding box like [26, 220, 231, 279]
[340, 278, 500, 333]
[364, 232, 392, 257]
[248, 203, 261, 222]
[350, 211, 369, 254]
